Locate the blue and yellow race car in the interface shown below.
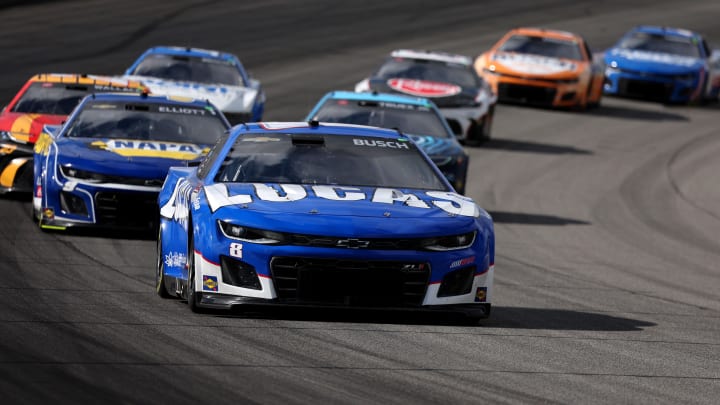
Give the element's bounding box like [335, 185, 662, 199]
[156, 121, 495, 320]
[32, 92, 230, 231]
[603, 26, 720, 103]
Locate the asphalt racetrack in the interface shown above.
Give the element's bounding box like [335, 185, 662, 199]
[1, 1, 719, 403]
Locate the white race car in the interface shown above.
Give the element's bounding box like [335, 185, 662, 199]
[355, 49, 497, 145]
[123, 46, 265, 124]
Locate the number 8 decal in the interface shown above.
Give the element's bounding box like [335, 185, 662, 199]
[229, 242, 243, 258]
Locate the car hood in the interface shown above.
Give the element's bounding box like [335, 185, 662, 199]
[490, 51, 582, 77]
[55, 138, 209, 179]
[205, 183, 485, 235]
[122, 75, 259, 112]
[368, 78, 479, 108]
[0, 112, 65, 144]
[605, 48, 704, 74]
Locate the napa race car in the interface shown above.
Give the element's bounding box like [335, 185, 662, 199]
[475, 27, 604, 109]
[33, 92, 230, 231]
[156, 121, 495, 321]
[0, 74, 145, 194]
[603, 25, 720, 103]
[305, 91, 469, 194]
[355, 49, 497, 144]
[123, 46, 265, 124]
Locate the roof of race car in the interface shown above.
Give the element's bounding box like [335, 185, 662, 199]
[27, 73, 145, 88]
[505, 27, 582, 41]
[236, 121, 406, 139]
[79, 91, 219, 107]
[630, 25, 702, 40]
[390, 49, 473, 66]
[137, 45, 239, 62]
[322, 90, 435, 107]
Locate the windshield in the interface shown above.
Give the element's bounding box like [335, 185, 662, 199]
[311, 99, 452, 138]
[130, 54, 245, 86]
[376, 58, 479, 88]
[11, 82, 140, 115]
[498, 35, 584, 61]
[64, 101, 229, 144]
[617, 32, 700, 58]
[214, 133, 447, 190]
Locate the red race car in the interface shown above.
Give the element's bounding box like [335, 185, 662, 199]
[0, 74, 145, 193]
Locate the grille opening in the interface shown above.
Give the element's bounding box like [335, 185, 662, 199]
[221, 256, 261, 290]
[437, 266, 476, 297]
[94, 191, 157, 229]
[618, 78, 673, 101]
[498, 83, 556, 105]
[270, 257, 430, 307]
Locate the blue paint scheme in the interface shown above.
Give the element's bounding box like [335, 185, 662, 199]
[305, 91, 469, 194]
[157, 122, 494, 315]
[125, 46, 252, 85]
[603, 26, 712, 103]
[125, 46, 265, 122]
[33, 93, 230, 231]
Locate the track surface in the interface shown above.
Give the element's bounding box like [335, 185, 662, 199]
[1, 1, 719, 403]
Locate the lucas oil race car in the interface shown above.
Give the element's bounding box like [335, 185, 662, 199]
[602, 25, 720, 103]
[474, 27, 604, 109]
[33, 92, 230, 231]
[123, 46, 265, 124]
[156, 121, 495, 320]
[305, 90, 469, 194]
[0, 74, 145, 194]
[355, 49, 497, 145]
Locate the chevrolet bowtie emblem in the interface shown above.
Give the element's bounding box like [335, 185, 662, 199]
[336, 238, 370, 249]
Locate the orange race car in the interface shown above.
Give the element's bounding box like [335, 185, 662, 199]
[475, 27, 603, 109]
[0, 74, 146, 193]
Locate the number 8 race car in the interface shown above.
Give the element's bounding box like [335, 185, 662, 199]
[156, 121, 495, 321]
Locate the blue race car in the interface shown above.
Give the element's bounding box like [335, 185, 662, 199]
[33, 92, 231, 231]
[123, 46, 265, 124]
[603, 26, 720, 103]
[305, 91, 470, 194]
[156, 121, 495, 320]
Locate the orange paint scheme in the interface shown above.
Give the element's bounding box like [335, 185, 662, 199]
[0, 73, 146, 144]
[474, 28, 603, 109]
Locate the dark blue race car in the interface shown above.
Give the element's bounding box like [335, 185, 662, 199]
[123, 46, 265, 124]
[156, 121, 495, 320]
[305, 91, 469, 194]
[32, 92, 230, 231]
[603, 25, 720, 103]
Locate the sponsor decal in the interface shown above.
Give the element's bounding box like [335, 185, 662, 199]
[164, 251, 187, 268]
[89, 140, 208, 160]
[475, 287, 487, 302]
[353, 139, 409, 149]
[203, 275, 218, 291]
[42, 208, 55, 219]
[158, 105, 215, 116]
[493, 52, 577, 74]
[229, 242, 243, 258]
[201, 184, 481, 217]
[387, 79, 462, 97]
[609, 49, 699, 67]
[450, 256, 475, 269]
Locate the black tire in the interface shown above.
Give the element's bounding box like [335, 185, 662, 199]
[186, 231, 204, 313]
[155, 229, 172, 298]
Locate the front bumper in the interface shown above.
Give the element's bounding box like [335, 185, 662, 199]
[486, 74, 584, 107]
[439, 104, 492, 140]
[603, 70, 700, 103]
[36, 180, 159, 231]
